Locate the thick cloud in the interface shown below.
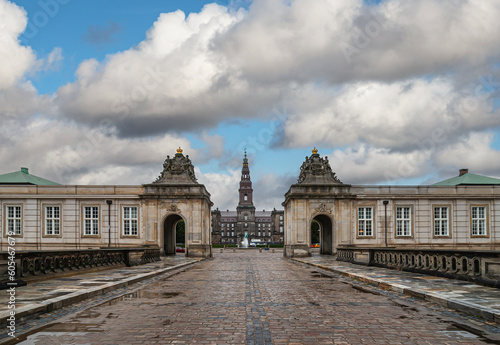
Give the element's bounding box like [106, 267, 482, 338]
[0, 0, 58, 123]
[221, 0, 500, 83]
[327, 145, 432, 185]
[434, 132, 500, 178]
[54, 0, 500, 138]
[279, 77, 500, 150]
[0, 0, 35, 90]
[0, 117, 205, 185]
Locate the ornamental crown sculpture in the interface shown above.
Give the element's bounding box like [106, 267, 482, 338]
[153, 147, 198, 184]
[297, 148, 343, 184]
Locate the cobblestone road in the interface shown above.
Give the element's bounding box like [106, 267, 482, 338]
[10, 252, 500, 344]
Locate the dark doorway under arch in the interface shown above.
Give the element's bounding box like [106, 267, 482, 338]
[313, 214, 333, 255]
[164, 214, 184, 255]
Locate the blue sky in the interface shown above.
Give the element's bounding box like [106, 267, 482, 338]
[1, 0, 500, 209]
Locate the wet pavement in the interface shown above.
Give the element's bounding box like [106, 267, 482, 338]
[2, 251, 500, 344]
[0, 255, 201, 326]
[293, 255, 500, 323]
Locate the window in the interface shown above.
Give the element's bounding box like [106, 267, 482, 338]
[434, 207, 449, 236]
[84, 206, 99, 235]
[6, 206, 22, 235]
[123, 206, 138, 236]
[280, 215, 283, 220]
[231, 231, 234, 236]
[358, 207, 373, 237]
[279, 226, 283, 233]
[471, 206, 487, 236]
[244, 223, 248, 227]
[231, 223, 234, 227]
[258, 231, 261, 236]
[396, 207, 411, 236]
[244, 194, 248, 201]
[244, 214, 248, 220]
[221, 232, 224, 237]
[258, 224, 261, 227]
[45, 206, 60, 235]
[268, 224, 271, 228]
[268, 232, 271, 236]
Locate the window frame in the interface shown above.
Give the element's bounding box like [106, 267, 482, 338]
[4, 204, 23, 237]
[81, 205, 100, 238]
[432, 205, 451, 238]
[470, 204, 489, 238]
[121, 205, 139, 238]
[43, 204, 62, 237]
[395, 205, 413, 238]
[357, 206, 375, 238]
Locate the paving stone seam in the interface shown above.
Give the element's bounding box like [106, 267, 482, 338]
[291, 258, 500, 324]
[245, 258, 273, 345]
[0, 259, 203, 326]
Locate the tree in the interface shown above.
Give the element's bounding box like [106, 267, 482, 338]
[311, 220, 320, 244]
[176, 220, 185, 245]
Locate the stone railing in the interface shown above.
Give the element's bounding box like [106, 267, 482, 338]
[0, 247, 161, 280]
[337, 247, 500, 287]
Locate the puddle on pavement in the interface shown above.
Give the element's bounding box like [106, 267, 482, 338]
[351, 285, 380, 295]
[439, 321, 500, 344]
[310, 271, 332, 278]
[79, 282, 105, 286]
[4, 323, 103, 345]
[77, 310, 102, 318]
[22, 291, 73, 302]
[122, 290, 180, 299]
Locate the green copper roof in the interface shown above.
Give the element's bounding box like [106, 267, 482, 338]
[432, 172, 500, 186]
[0, 168, 60, 185]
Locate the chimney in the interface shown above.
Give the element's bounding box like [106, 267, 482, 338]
[21, 167, 29, 174]
[459, 168, 469, 176]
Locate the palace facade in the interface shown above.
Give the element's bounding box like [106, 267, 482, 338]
[211, 153, 284, 245]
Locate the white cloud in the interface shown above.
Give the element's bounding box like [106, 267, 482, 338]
[326, 144, 432, 184]
[279, 77, 499, 151]
[0, 0, 36, 90]
[221, 0, 500, 83]
[434, 132, 500, 178]
[197, 168, 240, 210]
[51, 0, 500, 145]
[0, 118, 198, 184]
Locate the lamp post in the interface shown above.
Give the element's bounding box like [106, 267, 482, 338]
[106, 200, 112, 248]
[383, 200, 389, 247]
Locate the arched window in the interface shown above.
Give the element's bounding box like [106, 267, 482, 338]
[244, 194, 248, 201]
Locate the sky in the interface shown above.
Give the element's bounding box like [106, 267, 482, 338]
[1, 0, 500, 211]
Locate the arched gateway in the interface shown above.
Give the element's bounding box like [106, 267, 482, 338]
[142, 148, 213, 258]
[282, 148, 351, 258]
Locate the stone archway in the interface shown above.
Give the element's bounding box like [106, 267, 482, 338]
[313, 214, 333, 255]
[142, 148, 213, 258]
[283, 148, 351, 258]
[163, 214, 184, 255]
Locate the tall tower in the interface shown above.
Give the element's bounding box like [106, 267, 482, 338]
[238, 151, 253, 206]
[236, 151, 256, 238]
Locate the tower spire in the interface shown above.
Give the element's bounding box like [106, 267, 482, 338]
[238, 150, 253, 206]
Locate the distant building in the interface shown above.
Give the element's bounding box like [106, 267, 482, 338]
[211, 153, 284, 245]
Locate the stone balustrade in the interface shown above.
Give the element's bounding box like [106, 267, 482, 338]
[337, 247, 500, 287]
[0, 247, 161, 280]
